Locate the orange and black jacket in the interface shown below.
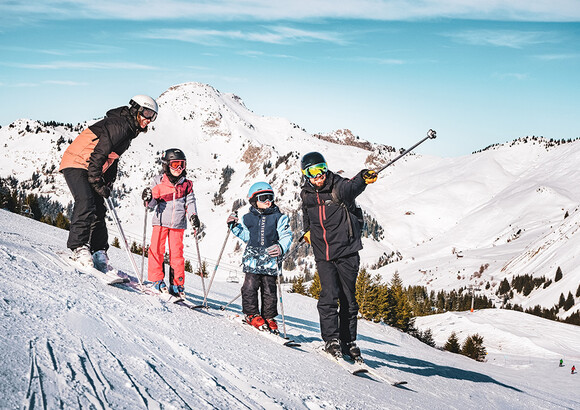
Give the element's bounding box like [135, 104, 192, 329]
[59, 106, 140, 184]
[300, 171, 367, 262]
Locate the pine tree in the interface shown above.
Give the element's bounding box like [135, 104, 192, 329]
[576, 283, 580, 298]
[184, 259, 192, 273]
[55, 212, 70, 230]
[444, 331, 461, 353]
[196, 260, 208, 278]
[555, 266, 563, 282]
[558, 293, 566, 308]
[112, 237, 121, 248]
[291, 275, 307, 295]
[417, 328, 436, 347]
[355, 269, 373, 316]
[308, 272, 321, 299]
[461, 334, 487, 362]
[389, 272, 414, 332]
[563, 292, 575, 311]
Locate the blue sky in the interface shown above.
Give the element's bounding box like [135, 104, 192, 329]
[1, 1, 579, 157]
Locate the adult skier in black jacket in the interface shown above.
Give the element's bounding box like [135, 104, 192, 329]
[300, 152, 377, 360]
[59, 95, 158, 270]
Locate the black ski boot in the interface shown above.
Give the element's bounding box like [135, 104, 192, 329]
[342, 341, 363, 363]
[324, 339, 343, 360]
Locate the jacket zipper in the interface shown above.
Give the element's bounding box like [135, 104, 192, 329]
[316, 192, 330, 260]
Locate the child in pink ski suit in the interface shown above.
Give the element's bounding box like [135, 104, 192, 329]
[142, 148, 200, 295]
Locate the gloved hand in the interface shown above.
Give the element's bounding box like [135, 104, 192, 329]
[142, 187, 152, 203]
[266, 244, 282, 257]
[88, 176, 111, 198]
[302, 231, 311, 244]
[190, 214, 201, 229]
[362, 169, 378, 184]
[226, 212, 239, 228]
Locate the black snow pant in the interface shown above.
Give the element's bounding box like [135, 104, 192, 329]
[241, 273, 278, 319]
[316, 252, 360, 343]
[62, 168, 109, 252]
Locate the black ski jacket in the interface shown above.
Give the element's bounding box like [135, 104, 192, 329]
[300, 170, 367, 262]
[87, 106, 141, 183]
[59, 106, 141, 184]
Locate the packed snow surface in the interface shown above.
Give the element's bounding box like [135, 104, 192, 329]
[1, 210, 579, 409]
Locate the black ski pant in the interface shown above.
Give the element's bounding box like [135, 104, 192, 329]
[316, 252, 360, 343]
[62, 168, 108, 252]
[241, 273, 278, 319]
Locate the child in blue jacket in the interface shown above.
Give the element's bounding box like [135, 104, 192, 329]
[227, 182, 292, 332]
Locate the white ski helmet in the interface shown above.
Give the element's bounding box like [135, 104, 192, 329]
[129, 95, 158, 114]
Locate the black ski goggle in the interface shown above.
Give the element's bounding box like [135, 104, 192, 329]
[256, 193, 274, 202]
[140, 107, 157, 122]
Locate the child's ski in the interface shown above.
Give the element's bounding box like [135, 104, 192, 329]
[241, 319, 302, 347]
[224, 313, 301, 347]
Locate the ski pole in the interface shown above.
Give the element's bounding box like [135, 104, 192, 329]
[193, 228, 207, 300]
[220, 292, 241, 311]
[203, 211, 237, 307]
[140, 203, 148, 281]
[376, 129, 437, 174]
[277, 270, 288, 339]
[105, 197, 144, 285]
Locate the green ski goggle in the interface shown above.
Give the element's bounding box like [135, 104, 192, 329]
[302, 162, 328, 178]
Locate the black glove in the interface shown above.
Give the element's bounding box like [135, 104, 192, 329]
[190, 214, 200, 229]
[362, 169, 378, 184]
[88, 176, 111, 198]
[226, 212, 239, 228]
[142, 188, 152, 202]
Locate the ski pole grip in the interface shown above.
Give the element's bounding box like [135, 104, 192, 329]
[427, 129, 437, 139]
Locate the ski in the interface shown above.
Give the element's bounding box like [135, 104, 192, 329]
[314, 345, 368, 375]
[241, 320, 301, 347]
[360, 365, 407, 386]
[314, 345, 407, 384]
[65, 255, 129, 285]
[225, 313, 301, 347]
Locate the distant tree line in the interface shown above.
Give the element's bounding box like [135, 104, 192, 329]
[496, 267, 579, 325]
[0, 176, 71, 230]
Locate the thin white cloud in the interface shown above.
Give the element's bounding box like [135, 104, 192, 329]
[141, 26, 347, 46]
[533, 53, 578, 61]
[2, 1, 579, 22]
[493, 72, 529, 80]
[44, 80, 89, 86]
[445, 29, 560, 48]
[3, 61, 157, 70]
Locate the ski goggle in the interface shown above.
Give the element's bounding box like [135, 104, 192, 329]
[139, 107, 157, 122]
[302, 162, 328, 178]
[168, 160, 186, 171]
[256, 193, 274, 203]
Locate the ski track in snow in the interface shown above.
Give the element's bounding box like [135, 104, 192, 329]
[1, 210, 579, 409]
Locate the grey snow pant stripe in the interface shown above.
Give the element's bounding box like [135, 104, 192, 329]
[62, 168, 109, 252]
[316, 252, 360, 343]
[241, 273, 278, 319]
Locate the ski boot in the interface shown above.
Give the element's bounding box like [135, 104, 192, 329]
[324, 339, 343, 360]
[71, 245, 94, 268]
[152, 280, 168, 293]
[265, 318, 279, 334]
[169, 284, 185, 298]
[245, 314, 267, 330]
[92, 249, 113, 273]
[342, 341, 363, 363]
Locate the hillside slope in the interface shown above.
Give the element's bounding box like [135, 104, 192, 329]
[1, 210, 579, 409]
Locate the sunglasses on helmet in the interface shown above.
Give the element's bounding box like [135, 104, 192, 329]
[256, 193, 274, 202]
[302, 162, 328, 178]
[140, 107, 157, 122]
[168, 160, 186, 171]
